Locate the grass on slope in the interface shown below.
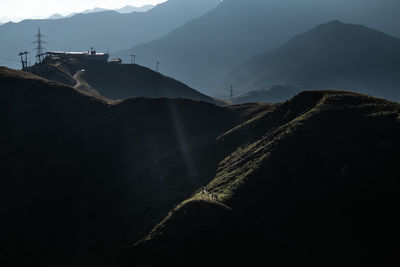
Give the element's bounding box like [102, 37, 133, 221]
[136, 90, 331, 242]
[207, 90, 400, 201]
[135, 90, 400, 267]
[1, 66, 114, 104]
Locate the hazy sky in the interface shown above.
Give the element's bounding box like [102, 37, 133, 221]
[0, 0, 166, 22]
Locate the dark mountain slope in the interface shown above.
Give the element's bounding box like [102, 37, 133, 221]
[117, 0, 400, 94]
[118, 199, 292, 267]
[0, 67, 240, 266]
[3, 67, 400, 266]
[0, 0, 221, 69]
[28, 58, 217, 103]
[121, 90, 400, 266]
[225, 21, 400, 101]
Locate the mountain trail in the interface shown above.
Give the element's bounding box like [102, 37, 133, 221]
[73, 69, 101, 96]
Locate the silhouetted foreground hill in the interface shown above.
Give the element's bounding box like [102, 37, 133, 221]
[1, 67, 400, 266]
[28, 58, 217, 103]
[0, 66, 240, 266]
[119, 0, 400, 94]
[0, 0, 221, 69]
[225, 21, 400, 102]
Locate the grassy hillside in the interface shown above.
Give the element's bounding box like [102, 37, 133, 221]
[122, 90, 400, 266]
[28, 58, 218, 104]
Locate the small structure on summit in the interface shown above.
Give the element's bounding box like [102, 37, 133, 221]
[46, 47, 109, 62]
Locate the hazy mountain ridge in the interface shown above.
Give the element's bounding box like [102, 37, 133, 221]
[224, 20, 400, 102]
[0, 0, 221, 69]
[48, 4, 155, 20]
[116, 5, 155, 14]
[117, 0, 400, 95]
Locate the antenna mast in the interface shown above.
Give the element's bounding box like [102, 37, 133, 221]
[130, 54, 136, 64]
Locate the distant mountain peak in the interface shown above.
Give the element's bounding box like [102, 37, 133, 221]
[308, 20, 357, 34]
[48, 14, 64, 20]
[223, 21, 400, 102]
[299, 20, 398, 45]
[325, 19, 344, 25]
[82, 7, 109, 14]
[306, 20, 396, 41]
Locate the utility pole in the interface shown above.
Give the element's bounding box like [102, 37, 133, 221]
[130, 54, 136, 64]
[18, 52, 25, 70]
[156, 61, 160, 72]
[33, 28, 47, 64]
[24, 52, 28, 68]
[18, 51, 29, 70]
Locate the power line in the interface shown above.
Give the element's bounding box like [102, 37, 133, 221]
[0, 56, 19, 62]
[134, 55, 219, 88]
[126, 54, 233, 94]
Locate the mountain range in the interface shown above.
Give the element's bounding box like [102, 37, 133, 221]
[0, 0, 221, 69]
[115, 5, 155, 14]
[1, 66, 400, 266]
[224, 20, 400, 102]
[2, 1, 400, 266]
[48, 5, 155, 20]
[116, 0, 400, 95]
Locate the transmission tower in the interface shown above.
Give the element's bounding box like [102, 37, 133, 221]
[33, 28, 47, 64]
[156, 61, 160, 72]
[230, 85, 234, 99]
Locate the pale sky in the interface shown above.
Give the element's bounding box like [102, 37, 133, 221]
[0, 0, 166, 23]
